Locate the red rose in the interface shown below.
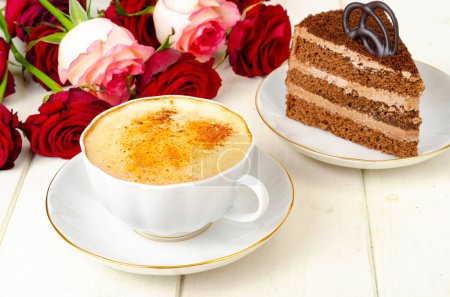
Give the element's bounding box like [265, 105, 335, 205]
[5, 0, 86, 41]
[227, 4, 291, 77]
[20, 88, 112, 159]
[105, 0, 160, 48]
[136, 49, 222, 99]
[228, 0, 269, 13]
[26, 25, 68, 90]
[0, 38, 15, 99]
[0, 104, 22, 170]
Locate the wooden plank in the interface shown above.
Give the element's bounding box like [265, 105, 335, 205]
[0, 77, 47, 239]
[181, 65, 375, 297]
[0, 145, 31, 242]
[363, 151, 450, 297]
[0, 156, 180, 297]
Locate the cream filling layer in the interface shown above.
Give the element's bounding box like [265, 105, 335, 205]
[296, 27, 416, 80]
[290, 61, 420, 111]
[286, 83, 419, 142]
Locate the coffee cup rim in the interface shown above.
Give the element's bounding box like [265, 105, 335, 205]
[80, 95, 255, 189]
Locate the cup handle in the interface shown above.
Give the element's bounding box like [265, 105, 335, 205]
[223, 174, 269, 223]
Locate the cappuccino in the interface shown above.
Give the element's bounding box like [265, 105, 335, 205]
[83, 97, 252, 185]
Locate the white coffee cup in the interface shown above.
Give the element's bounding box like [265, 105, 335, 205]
[80, 96, 269, 239]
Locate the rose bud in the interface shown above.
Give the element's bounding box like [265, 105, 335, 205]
[5, 0, 86, 41]
[26, 25, 69, 91]
[227, 4, 291, 77]
[58, 18, 154, 106]
[105, 0, 160, 48]
[0, 38, 16, 99]
[20, 88, 112, 159]
[0, 104, 22, 170]
[153, 0, 240, 60]
[135, 49, 221, 99]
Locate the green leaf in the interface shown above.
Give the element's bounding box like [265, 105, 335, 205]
[69, 0, 89, 26]
[26, 32, 66, 51]
[115, 1, 154, 17]
[35, 22, 67, 32]
[241, 1, 262, 20]
[61, 11, 71, 19]
[156, 28, 176, 52]
[42, 93, 52, 103]
[97, 10, 106, 18]
[0, 13, 10, 43]
[80, 84, 106, 93]
[114, 1, 128, 17]
[130, 6, 154, 16]
[8, 61, 21, 68]
[86, 0, 92, 18]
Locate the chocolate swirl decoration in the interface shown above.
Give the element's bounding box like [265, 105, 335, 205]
[342, 1, 399, 57]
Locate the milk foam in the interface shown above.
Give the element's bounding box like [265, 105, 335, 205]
[84, 98, 252, 185]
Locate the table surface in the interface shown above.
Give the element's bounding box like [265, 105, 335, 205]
[1, 0, 450, 296]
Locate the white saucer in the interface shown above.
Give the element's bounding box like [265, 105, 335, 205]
[46, 146, 294, 275]
[256, 62, 450, 169]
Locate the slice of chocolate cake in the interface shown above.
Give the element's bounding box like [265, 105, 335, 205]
[286, 3, 425, 158]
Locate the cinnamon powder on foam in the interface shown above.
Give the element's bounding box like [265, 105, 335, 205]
[119, 108, 234, 184]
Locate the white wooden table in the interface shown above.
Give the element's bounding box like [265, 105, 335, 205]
[1, 1, 449, 296]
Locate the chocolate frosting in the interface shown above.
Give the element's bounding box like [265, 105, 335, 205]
[343, 1, 399, 57]
[298, 9, 420, 76]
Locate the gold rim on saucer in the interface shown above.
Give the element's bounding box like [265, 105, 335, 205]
[45, 154, 294, 270]
[255, 62, 450, 164]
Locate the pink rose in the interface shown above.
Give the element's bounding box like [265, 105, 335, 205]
[58, 18, 154, 106]
[153, 0, 240, 60]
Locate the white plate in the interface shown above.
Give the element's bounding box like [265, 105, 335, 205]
[46, 147, 294, 275]
[256, 62, 450, 169]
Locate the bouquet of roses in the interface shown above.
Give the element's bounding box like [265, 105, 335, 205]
[0, 0, 291, 170]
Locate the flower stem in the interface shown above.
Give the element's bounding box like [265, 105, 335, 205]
[0, 12, 63, 93]
[38, 0, 74, 31]
[214, 52, 229, 69]
[10, 43, 63, 93]
[0, 72, 8, 103]
[0, 8, 11, 102]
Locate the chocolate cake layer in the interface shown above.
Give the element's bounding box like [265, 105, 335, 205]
[291, 61, 420, 111]
[287, 85, 418, 141]
[292, 36, 423, 99]
[299, 10, 419, 76]
[286, 95, 418, 157]
[286, 68, 421, 130]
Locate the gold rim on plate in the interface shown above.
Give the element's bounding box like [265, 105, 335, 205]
[255, 62, 450, 164]
[45, 154, 294, 270]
